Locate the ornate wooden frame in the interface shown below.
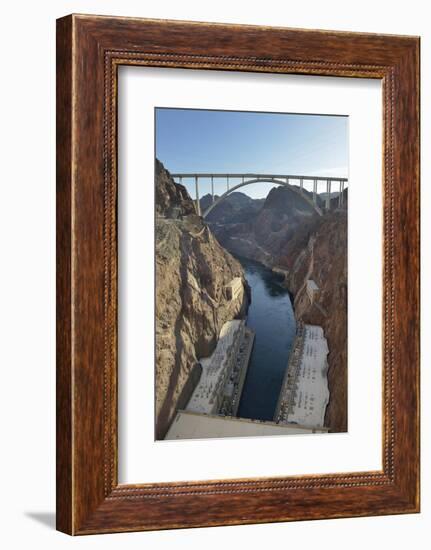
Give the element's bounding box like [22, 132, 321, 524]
[56, 14, 420, 535]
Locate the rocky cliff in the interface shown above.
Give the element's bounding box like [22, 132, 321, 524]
[211, 185, 320, 268]
[155, 160, 248, 439]
[200, 192, 265, 224]
[282, 211, 348, 432]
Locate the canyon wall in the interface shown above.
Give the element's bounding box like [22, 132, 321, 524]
[282, 211, 348, 432]
[155, 160, 248, 439]
[209, 186, 319, 268]
[209, 186, 347, 432]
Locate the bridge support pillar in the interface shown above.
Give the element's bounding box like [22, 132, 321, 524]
[313, 179, 317, 205]
[300, 178, 303, 194]
[326, 180, 331, 211]
[339, 181, 344, 207]
[195, 176, 201, 216]
[227, 176, 229, 192]
[211, 176, 214, 203]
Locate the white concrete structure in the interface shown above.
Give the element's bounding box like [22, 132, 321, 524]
[166, 410, 328, 440]
[225, 277, 243, 302]
[186, 320, 245, 415]
[306, 279, 319, 304]
[276, 324, 330, 428]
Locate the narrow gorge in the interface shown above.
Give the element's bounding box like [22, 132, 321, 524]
[155, 160, 347, 438]
[204, 185, 348, 432]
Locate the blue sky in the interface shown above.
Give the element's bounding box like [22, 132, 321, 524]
[155, 108, 348, 199]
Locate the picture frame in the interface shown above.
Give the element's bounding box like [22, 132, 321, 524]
[56, 14, 420, 535]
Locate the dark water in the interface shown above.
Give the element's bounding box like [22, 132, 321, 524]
[237, 258, 296, 421]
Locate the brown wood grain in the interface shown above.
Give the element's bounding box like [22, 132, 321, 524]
[56, 14, 420, 535]
[56, 15, 73, 535]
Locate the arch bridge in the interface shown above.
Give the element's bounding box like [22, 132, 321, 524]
[171, 173, 348, 219]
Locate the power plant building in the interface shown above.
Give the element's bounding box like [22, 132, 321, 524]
[186, 320, 246, 415]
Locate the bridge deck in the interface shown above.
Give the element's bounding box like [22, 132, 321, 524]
[170, 172, 347, 218]
[171, 173, 348, 182]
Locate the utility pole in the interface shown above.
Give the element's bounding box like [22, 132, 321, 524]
[195, 176, 201, 216]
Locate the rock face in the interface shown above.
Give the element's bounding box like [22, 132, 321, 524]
[155, 161, 196, 219]
[155, 160, 248, 439]
[211, 185, 320, 268]
[209, 184, 348, 432]
[200, 192, 265, 224]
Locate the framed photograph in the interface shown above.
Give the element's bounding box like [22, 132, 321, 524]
[56, 14, 420, 534]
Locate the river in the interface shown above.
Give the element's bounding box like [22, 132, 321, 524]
[237, 257, 297, 421]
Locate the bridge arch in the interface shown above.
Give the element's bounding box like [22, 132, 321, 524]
[203, 178, 323, 219]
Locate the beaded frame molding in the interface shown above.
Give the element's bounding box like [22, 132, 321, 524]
[56, 14, 420, 535]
